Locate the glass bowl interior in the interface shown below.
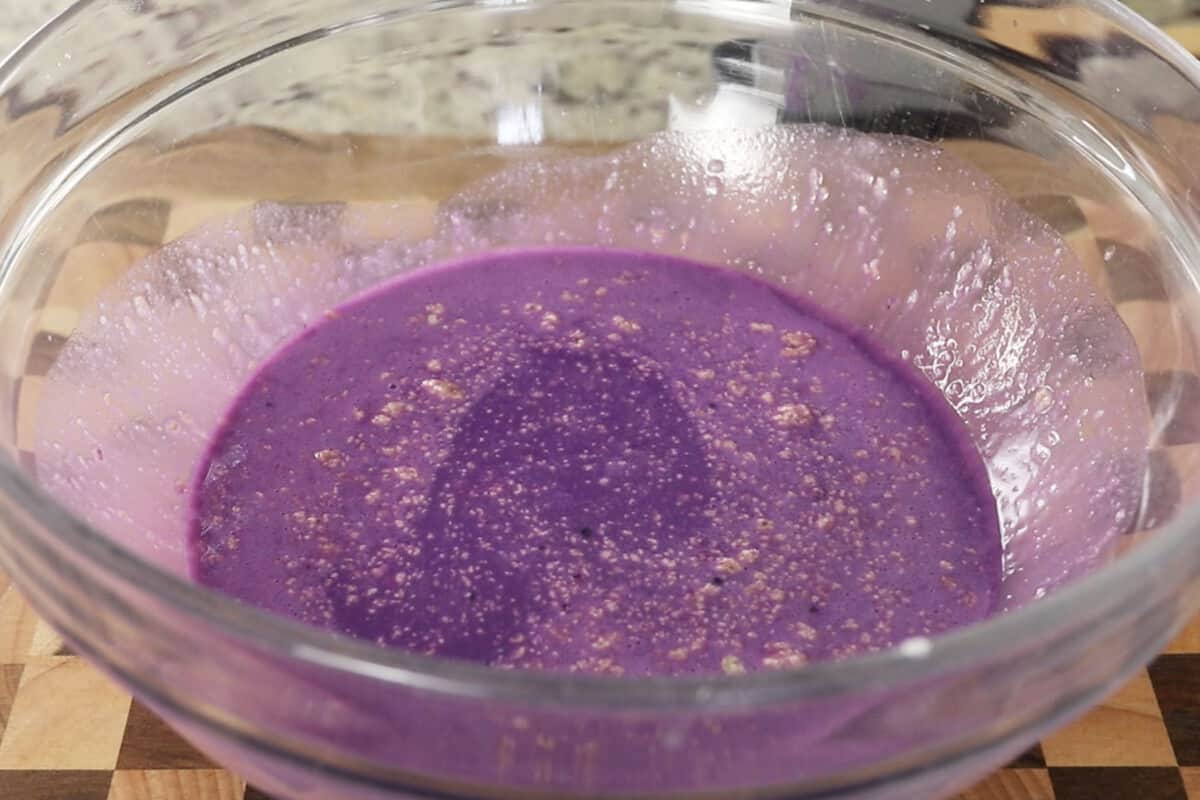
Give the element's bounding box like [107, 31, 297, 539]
[2, 0, 1200, 798]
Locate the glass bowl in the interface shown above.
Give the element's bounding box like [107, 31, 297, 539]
[1, 1, 1200, 798]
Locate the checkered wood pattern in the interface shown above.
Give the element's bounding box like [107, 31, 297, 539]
[958, 616, 1200, 800]
[2, 565, 1199, 799]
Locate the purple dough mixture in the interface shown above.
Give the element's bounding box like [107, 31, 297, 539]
[191, 247, 1001, 676]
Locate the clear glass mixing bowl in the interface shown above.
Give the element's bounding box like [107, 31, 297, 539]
[2, 1, 1200, 798]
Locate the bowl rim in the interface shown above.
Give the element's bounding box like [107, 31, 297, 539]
[1, 0, 1199, 713]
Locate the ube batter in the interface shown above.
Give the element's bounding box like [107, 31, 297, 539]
[191, 247, 1001, 676]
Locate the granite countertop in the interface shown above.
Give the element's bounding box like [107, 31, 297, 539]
[0, 0, 69, 57]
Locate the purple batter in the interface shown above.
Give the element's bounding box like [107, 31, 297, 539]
[191, 247, 1001, 676]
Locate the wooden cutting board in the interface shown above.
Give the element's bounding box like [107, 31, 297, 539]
[0, 573, 1197, 800]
